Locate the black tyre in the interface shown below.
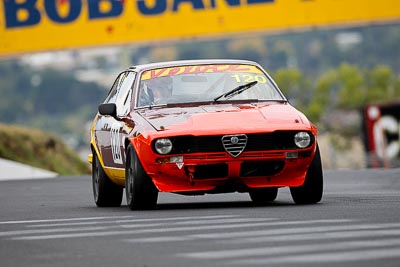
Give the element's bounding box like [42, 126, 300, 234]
[290, 144, 323, 204]
[125, 145, 158, 210]
[92, 152, 123, 207]
[249, 188, 278, 203]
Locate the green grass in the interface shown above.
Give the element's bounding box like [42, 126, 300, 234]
[0, 123, 90, 175]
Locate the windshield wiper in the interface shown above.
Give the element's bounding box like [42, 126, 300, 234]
[213, 81, 258, 102]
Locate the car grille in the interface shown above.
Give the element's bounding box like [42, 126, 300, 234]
[183, 161, 284, 180]
[184, 163, 228, 179]
[221, 134, 247, 157]
[240, 161, 285, 177]
[169, 131, 313, 155]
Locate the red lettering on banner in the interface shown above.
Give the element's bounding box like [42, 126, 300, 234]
[229, 65, 251, 72]
[150, 68, 167, 78]
[143, 64, 256, 80]
[182, 66, 195, 74]
[168, 67, 182, 76]
[194, 65, 206, 72]
[194, 65, 219, 72]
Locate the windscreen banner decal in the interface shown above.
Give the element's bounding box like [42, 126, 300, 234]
[141, 64, 263, 80]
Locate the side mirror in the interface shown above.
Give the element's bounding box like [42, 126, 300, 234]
[98, 103, 117, 118]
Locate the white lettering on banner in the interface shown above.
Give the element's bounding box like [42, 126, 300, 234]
[373, 115, 400, 160]
[110, 122, 123, 164]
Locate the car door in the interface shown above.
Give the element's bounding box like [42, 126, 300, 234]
[96, 71, 136, 170]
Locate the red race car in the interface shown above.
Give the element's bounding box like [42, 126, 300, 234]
[89, 59, 323, 210]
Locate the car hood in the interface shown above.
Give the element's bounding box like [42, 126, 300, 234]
[138, 103, 311, 134]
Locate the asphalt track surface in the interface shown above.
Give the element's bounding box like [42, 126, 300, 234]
[0, 168, 399, 267]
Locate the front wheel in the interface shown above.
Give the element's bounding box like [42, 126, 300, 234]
[125, 145, 158, 210]
[290, 144, 323, 204]
[92, 152, 123, 207]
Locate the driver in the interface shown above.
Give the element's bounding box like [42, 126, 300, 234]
[145, 76, 173, 105]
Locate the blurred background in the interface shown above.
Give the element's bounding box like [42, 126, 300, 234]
[0, 0, 399, 174]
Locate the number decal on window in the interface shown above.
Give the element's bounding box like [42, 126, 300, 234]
[243, 74, 253, 83]
[110, 123, 123, 164]
[231, 74, 267, 83]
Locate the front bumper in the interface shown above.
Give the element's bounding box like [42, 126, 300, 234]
[143, 149, 314, 193]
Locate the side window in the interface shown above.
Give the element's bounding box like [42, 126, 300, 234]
[115, 72, 136, 116]
[104, 73, 124, 104]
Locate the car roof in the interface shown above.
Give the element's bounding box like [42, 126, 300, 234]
[127, 59, 260, 73]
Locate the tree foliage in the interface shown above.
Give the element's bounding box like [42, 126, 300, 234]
[274, 63, 400, 125]
[0, 61, 104, 147]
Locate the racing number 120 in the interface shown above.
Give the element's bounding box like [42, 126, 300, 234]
[231, 74, 267, 83]
[110, 123, 123, 164]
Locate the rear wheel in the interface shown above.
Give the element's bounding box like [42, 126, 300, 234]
[290, 145, 323, 204]
[92, 152, 123, 207]
[249, 188, 278, 203]
[125, 145, 158, 210]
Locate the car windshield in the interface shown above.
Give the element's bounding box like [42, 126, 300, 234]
[136, 64, 285, 107]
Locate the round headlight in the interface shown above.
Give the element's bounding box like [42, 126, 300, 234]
[294, 132, 311, 148]
[154, 138, 173, 154]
